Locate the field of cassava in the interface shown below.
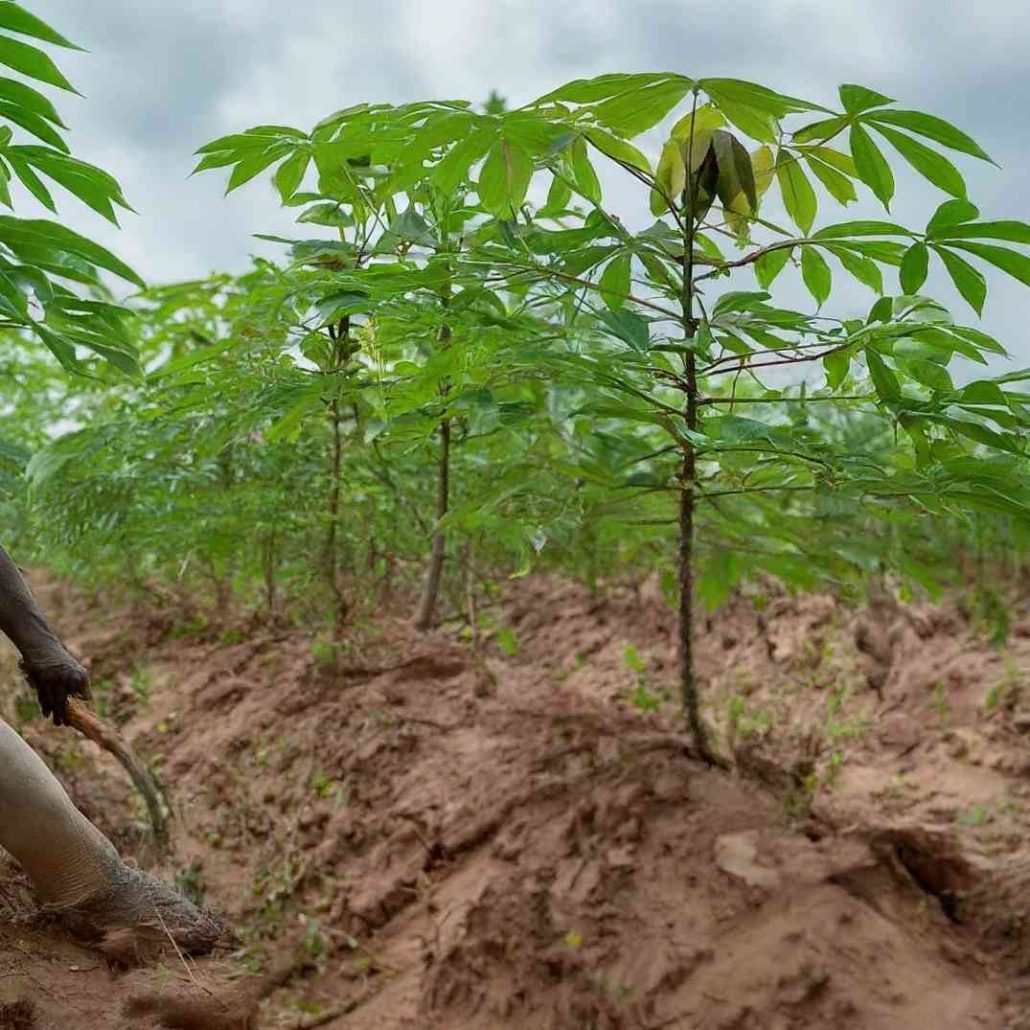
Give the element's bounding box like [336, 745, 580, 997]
[1, 2, 1030, 1027]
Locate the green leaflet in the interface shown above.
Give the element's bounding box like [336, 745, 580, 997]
[938, 220, 1030, 244]
[805, 153, 857, 205]
[950, 241, 1030, 288]
[0, 34, 75, 92]
[775, 153, 816, 233]
[599, 252, 632, 310]
[933, 246, 987, 315]
[754, 247, 793, 289]
[0, 4, 80, 49]
[874, 123, 966, 198]
[849, 123, 894, 207]
[800, 246, 831, 306]
[865, 348, 901, 402]
[823, 350, 850, 388]
[570, 136, 602, 203]
[826, 244, 883, 294]
[478, 138, 533, 217]
[865, 108, 993, 163]
[838, 84, 894, 114]
[925, 199, 979, 237]
[899, 242, 929, 294]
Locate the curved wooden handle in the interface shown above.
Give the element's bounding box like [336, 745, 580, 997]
[65, 696, 169, 844]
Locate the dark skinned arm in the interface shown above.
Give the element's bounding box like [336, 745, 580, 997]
[0, 546, 90, 725]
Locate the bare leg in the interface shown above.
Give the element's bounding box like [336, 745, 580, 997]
[0, 718, 219, 954]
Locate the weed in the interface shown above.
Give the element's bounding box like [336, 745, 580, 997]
[983, 659, 1024, 714]
[496, 626, 519, 657]
[929, 681, 950, 720]
[130, 665, 154, 703]
[621, 644, 670, 713]
[958, 803, 990, 827]
[168, 613, 208, 640]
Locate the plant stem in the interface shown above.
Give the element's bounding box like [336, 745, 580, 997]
[414, 415, 451, 630]
[415, 272, 454, 631]
[677, 92, 715, 765]
[324, 317, 351, 632]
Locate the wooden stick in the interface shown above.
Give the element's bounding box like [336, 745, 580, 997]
[65, 697, 169, 845]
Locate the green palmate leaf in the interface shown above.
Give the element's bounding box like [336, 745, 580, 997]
[0, 98, 67, 149]
[754, 246, 792, 289]
[570, 136, 601, 203]
[951, 241, 1030, 288]
[273, 150, 310, 202]
[6, 151, 53, 210]
[800, 245, 831, 306]
[651, 139, 685, 215]
[823, 349, 850, 388]
[839, 83, 895, 114]
[712, 130, 757, 215]
[707, 95, 778, 143]
[805, 146, 859, 177]
[539, 172, 572, 217]
[827, 244, 883, 293]
[589, 77, 692, 135]
[478, 138, 533, 217]
[0, 3, 80, 49]
[865, 348, 901, 402]
[775, 154, 816, 233]
[225, 146, 292, 193]
[669, 102, 725, 140]
[873, 123, 966, 198]
[849, 123, 894, 207]
[751, 145, 774, 196]
[432, 126, 493, 193]
[0, 75, 63, 124]
[904, 357, 953, 392]
[813, 220, 910, 239]
[9, 146, 132, 222]
[585, 128, 650, 173]
[599, 251, 631, 310]
[0, 35, 75, 92]
[926, 198, 979, 237]
[865, 108, 993, 163]
[699, 78, 820, 116]
[933, 246, 987, 315]
[899, 241, 929, 294]
[596, 306, 650, 350]
[539, 74, 662, 104]
[805, 154, 857, 204]
[937, 220, 1030, 244]
[792, 116, 848, 145]
[0, 216, 143, 286]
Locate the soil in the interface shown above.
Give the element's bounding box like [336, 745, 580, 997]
[1, 572, 1029, 1028]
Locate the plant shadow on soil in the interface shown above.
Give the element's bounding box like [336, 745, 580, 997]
[1, 572, 1030, 1028]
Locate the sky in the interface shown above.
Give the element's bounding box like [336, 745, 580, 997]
[23, 0, 1030, 365]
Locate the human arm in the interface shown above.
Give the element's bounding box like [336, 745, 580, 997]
[0, 546, 90, 725]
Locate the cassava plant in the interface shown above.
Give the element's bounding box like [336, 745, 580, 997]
[0, 2, 141, 371]
[191, 77, 1030, 762]
[194, 100, 568, 629]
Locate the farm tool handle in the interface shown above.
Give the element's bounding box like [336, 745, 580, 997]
[65, 696, 169, 845]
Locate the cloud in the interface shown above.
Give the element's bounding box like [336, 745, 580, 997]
[24, 0, 1030, 363]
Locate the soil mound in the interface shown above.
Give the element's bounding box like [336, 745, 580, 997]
[0, 573, 1023, 1027]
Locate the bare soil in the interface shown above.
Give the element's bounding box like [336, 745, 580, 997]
[1, 572, 1029, 1028]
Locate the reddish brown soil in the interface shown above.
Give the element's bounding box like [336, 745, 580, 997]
[0, 573, 1028, 1028]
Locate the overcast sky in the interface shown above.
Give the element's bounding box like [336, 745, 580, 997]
[24, 0, 1030, 365]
